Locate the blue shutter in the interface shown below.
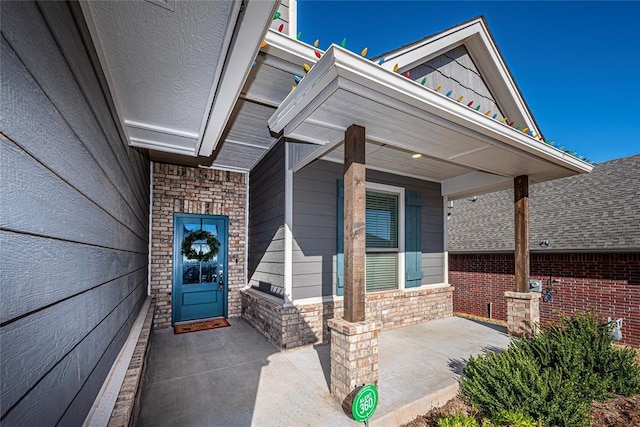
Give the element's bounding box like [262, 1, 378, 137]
[405, 190, 423, 287]
[336, 180, 344, 296]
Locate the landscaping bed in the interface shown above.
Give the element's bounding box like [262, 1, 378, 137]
[402, 312, 640, 427]
[402, 394, 640, 427]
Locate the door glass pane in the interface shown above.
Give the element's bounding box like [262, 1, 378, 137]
[201, 223, 219, 283]
[181, 222, 220, 285]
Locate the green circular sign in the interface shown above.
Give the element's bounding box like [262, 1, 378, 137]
[351, 384, 378, 422]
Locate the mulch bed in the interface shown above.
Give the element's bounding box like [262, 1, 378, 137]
[401, 394, 640, 427]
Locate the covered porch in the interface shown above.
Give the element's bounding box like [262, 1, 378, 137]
[267, 40, 593, 404]
[138, 316, 511, 426]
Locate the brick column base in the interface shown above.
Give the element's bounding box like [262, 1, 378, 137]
[328, 318, 381, 403]
[505, 291, 540, 338]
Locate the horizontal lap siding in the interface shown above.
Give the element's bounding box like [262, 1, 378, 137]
[292, 160, 444, 300]
[1, 2, 149, 424]
[248, 139, 285, 297]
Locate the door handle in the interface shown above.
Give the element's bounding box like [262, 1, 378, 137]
[218, 269, 224, 291]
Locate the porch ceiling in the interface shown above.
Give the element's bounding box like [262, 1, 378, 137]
[268, 46, 592, 199]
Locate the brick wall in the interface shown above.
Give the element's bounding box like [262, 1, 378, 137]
[151, 163, 246, 328]
[450, 252, 640, 347]
[242, 285, 453, 349]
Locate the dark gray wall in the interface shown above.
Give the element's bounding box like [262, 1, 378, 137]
[292, 160, 444, 300]
[1, 2, 149, 425]
[248, 139, 285, 297]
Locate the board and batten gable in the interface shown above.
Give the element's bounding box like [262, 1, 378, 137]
[248, 139, 286, 297]
[1, 2, 149, 425]
[408, 45, 505, 120]
[292, 159, 444, 300]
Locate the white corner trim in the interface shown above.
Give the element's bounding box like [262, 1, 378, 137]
[284, 142, 293, 305]
[288, 0, 297, 39]
[83, 297, 151, 427]
[443, 195, 449, 285]
[244, 173, 250, 289]
[148, 161, 153, 296]
[198, 0, 280, 157]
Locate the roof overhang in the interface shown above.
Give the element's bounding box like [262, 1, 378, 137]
[80, 0, 279, 159]
[268, 45, 592, 199]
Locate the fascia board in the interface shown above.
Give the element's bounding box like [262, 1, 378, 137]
[270, 45, 592, 175]
[263, 29, 319, 65]
[198, 0, 280, 157]
[470, 21, 540, 135]
[268, 45, 338, 133]
[380, 24, 478, 72]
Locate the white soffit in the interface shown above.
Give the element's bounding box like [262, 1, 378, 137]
[379, 17, 539, 136]
[268, 45, 592, 198]
[80, 0, 278, 158]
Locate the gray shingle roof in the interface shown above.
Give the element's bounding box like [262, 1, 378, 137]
[448, 155, 640, 252]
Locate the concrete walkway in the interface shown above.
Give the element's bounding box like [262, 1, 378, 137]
[138, 316, 510, 427]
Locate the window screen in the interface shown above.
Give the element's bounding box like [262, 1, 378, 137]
[365, 191, 399, 292]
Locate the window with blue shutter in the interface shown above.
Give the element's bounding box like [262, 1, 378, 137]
[338, 180, 418, 294]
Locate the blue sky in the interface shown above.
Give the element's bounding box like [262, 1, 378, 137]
[297, 1, 640, 163]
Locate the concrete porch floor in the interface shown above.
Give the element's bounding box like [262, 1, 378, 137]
[138, 316, 511, 427]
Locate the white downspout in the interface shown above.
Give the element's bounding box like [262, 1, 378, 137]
[245, 172, 250, 288]
[148, 161, 153, 296]
[443, 195, 449, 284]
[284, 142, 293, 306]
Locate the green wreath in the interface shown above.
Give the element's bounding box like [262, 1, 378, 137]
[181, 229, 220, 262]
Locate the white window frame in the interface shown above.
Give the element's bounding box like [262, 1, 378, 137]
[365, 182, 405, 291]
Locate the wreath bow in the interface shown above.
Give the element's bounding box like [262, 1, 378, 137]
[182, 229, 220, 262]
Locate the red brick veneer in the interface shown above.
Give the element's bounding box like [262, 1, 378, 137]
[450, 252, 640, 347]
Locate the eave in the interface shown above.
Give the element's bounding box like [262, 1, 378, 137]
[268, 45, 592, 199]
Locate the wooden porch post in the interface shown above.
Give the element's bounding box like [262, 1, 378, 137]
[343, 124, 366, 322]
[514, 175, 529, 293]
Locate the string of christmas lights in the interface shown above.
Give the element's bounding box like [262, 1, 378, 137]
[257, 28, 594, 165]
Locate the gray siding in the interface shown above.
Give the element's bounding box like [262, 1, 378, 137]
[408, 45, 505, 120]
[1, 2, 149, 425]
[248, 139, 285, 297]
[292, 160, 444, 300]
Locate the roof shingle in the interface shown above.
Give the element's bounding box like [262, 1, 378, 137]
[448, 155, 640, 252]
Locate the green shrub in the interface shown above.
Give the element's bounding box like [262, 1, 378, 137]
[460, 311, 640, 426]
[437, 413, 479, 427]
[489, 409, 540, 426]
[460, 345, 590, 426]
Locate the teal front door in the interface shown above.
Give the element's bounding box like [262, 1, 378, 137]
[172, 214, 228, 324]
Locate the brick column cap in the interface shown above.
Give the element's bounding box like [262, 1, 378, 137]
[328, 318, 381, 336]
[504, 291, 540, 301]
